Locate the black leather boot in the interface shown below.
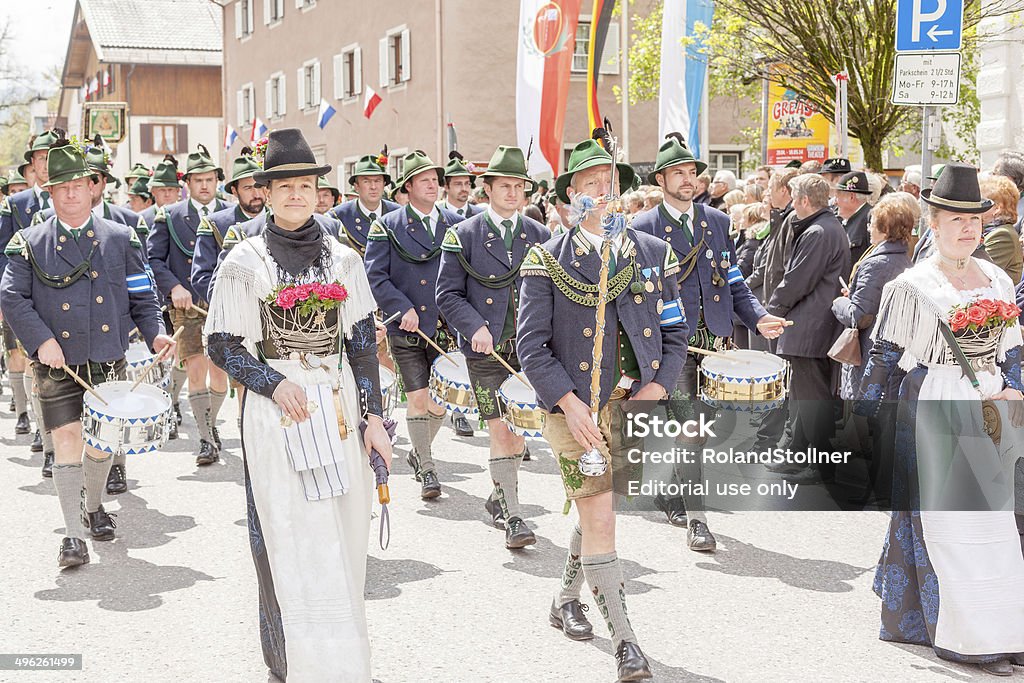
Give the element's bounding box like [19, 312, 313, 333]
[196, 439, 219, 466]
[30, 429, 42, 452]
[106, 464, 127, 494]
[15, 412, 30, 434]
[57, 537, 90, 568]
[41, 451, 54, 478]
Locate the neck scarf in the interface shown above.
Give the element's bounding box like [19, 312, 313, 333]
[265, 216, 323, 277]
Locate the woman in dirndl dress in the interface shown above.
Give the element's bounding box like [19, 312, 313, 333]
[856, 163, 1024, 676]
[205, 129, 391, 682]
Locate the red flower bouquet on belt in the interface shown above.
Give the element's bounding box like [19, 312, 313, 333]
[948, 298, 1020, 333]
[266, 281, 348, 317]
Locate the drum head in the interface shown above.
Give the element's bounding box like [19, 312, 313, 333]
[701, 350, 786, 378]
[499, 376, 536, 405]
[431, 352, 472, 384]
[84, 381, 171, 420]
[125, 342, 154, 367]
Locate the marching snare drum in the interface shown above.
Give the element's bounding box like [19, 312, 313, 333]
[497, 376, 545, 437]
[428, 352, 479, 417]
[698, 350, 789, 411]
[82, 381, 173, 455]
[125, 342, 170, 389]
[380, 366, 398, 419]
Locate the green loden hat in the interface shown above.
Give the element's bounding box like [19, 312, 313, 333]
[124, 162, 151, 186]
[127, 176, 152, 200]
[7, 169, 29, 187]
[555, 139, 636, 203]
[43, 140, 97, 187]
[24, 130, 62, 163]
[225, 147, 263, 193]
[348, 152, 392, 186]
[443, 151, 475, 187]
[480, 146, 537, 195]
[184, 144, 224, 180]
[647, 132, 708, 184]
[396, 150, 444, 191]
[85, 146, 120, 187]
[318, 175, 341, 202]
[148, 157, 183, 189]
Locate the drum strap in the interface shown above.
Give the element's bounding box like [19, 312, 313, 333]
[166, 213, 195, 258]
[377, 223, 441, 264]
[24, 239, 97, 289]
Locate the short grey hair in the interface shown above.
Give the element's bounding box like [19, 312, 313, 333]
[993, 151, 1024, 192]
[789, 174, 830, 210]
[712, 169, 737, 190]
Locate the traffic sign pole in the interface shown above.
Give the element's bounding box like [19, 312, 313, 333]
[921, 106, 934, 190]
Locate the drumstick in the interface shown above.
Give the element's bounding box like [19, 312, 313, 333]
[62, 364, 109, 406]
[188, 303, 208, 316]
[414, 328, 458, 365]
[380, 311, 402, 327]
[758, 320, 795, 328]
[488, 349, 532, 388]
[688, 347, 751, 363]
[130, 327, 185, 392]
[839, 276, 849, 290]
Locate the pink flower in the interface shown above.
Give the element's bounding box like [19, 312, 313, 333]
[967, 305, 987, 326]
[276, 288, 299, 309]
[950, 309, 969, 332]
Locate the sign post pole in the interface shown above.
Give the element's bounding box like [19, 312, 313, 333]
[921, 105, 934, 190]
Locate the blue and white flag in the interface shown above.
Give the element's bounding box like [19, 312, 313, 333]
[659, 0, 714, 156]
[317, 98, 337, 129]
[224, 125, 238, 151]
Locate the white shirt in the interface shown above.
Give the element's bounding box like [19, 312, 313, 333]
[442, 198, 468, 215]
[190, 198, 216, 215]
[408, 204, 440, 228]
[662, 200, 694, 226]
[33, 185, 48, 206]
[358, 200, 383, 218]
[487, 206, 519, 234]
[92, 202, 105, 220]
[59, 218, 89, 234]
[577, 224, 625, 256]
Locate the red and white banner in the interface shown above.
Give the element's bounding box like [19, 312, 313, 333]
[516, 0, 581, 178]
[363, 86, 382, 119]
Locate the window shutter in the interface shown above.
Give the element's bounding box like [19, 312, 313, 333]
[234, 1, 243, 38]
[277, 0, 285, 19]
[246, 0, 254, 33]
[176, 125, 189, 154]
[140, 123, 154, 153]
[297, 67, 305, 110]
[400, 29, 411, 82]
[278, 74, 287, 116]
[599, 23, 620, 75]
[379, 38, 388, 88]
[333, 54, 344, 100]
[353, 47, 362, 96]
[295, 0, 303, 7]
[265, 79, 274, 117]
[263, 0, 271, 24]
[312, 61, 321, 103]
[236, 90, 245, 127]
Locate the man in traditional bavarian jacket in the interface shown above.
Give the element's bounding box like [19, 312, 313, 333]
[365, 151, 462, 499]
[326, 151, 400, 258]
[191, 149, 265, 303]
[147, 145, 229, 466]
[122, 162, 151, 191]
[0, 130, 62, 444]
[139, 157, 184, 229]
[517, 137, 688, 682]
[438, 151, 483, 219]
[0, 141, 173, 568]
[436, 145, 550, 549]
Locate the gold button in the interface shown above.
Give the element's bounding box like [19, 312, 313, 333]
[59, 235, 67, 243]
[101, 324, 110, 332]
[665, 226, 673, 233]
[91, 270, 98, 278]
[61, 331, 70, 339]
[421, 253, 427, 258]
[420, 305, 427, 311]
[643, 328, 652, 337]
[56, 246, 62, 251]
[652, 359, 660, 369]
[666, 237, 672, 242]
[583, 327, 593, 337]
[95, 296, 103, 304]
[634, 295, 644, 304]
[86, 230, 94, 237]
[186, 258, 192, 264]
[579, 361, 589, 371]
[575, 248, 584, 256]
[355, 218, 361, 223]
[189, 240, 195, 246]
[485, 297, 493, 305]
[420, 279, 427, 285]
[61, 303, 70, 311]
[713, 295, 720, 302]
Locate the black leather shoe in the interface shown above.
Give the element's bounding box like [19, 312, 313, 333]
[57, 537, 90, 568]
[484, 494, 506, 528]
[406, 449, 422, 482]
[168, 416, 178, 440]
[15, 412, 30, 434]
[505, 516, 537, 549]
[1010, 653, 1024, 666]
[211, 425, 222, 451]
[420, 470, 441, 499]
[41, 451, 54, 478]
[8, 397, 14, 412]
[522, 446, 532, 462]
[82, 506, 117, 541]
[106, 464, 127, 494]
[615, 641, 653, 681]
[687, 520, 717, 552]
[196, 439, 219, 466]
[30, 429, 43, 452]
[453, 414, 474, 437]
[655, 495, 687, 527]
[548, 599, 594, 641]
[173, 402, 183, 426]
[980, 660, 1013, 676]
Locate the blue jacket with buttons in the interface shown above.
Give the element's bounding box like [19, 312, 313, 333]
[632, 202, 766, 338]
[147, 199, 227, 302]
[327, 198, 400, 256]
[436, 211, 550, 358]
[191, 204, 259, 303]
[0, 215, 165, 364]
[364, 205, 464, 336]
[0, 188, 44, 276]
[517, 226, 689, 413]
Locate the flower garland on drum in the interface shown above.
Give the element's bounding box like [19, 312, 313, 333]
[266, 281, 349, 317]
[948, 298, 1020, 334]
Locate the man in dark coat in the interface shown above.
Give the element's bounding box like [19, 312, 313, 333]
[834, 171, 873, 267]
[326, 152, 400, 257]
[765, 173, 852, 483]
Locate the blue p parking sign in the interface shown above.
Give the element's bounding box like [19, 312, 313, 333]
[895, 0, 964, 52]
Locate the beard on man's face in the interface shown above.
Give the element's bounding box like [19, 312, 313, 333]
[241, 197, 265, 215]
[666, 182, 695, 203]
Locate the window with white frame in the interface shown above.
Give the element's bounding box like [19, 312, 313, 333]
[709, 150, 743, 177]
[297, 59, 321, 111]
[235, 0, 255, 38]
[387, 148, 408, 184]
[571, 19, 620, 74]
[341, 157, 359, 187]
[236, 82, 255, 127]
[265, 72, 286, 119]
[264, 0, 284, 25]
[334, 45, 362, 100]
[379, 26, 410, 88]
[296, 0, 315, 9]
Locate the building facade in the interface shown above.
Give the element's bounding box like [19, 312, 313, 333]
[56, 0, 223, 189]
[217, 0, 749, 185]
